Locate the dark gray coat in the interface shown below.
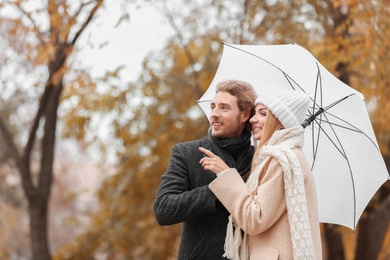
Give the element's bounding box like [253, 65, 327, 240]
[154, 136, 253, 259]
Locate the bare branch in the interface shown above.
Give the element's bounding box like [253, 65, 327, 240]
[24, 86, 52, 166]
[11, 1, 45, 45]
[0, 115, 21, 162]
[0, 115, 36, 198]
[238, 0, 250, 44]
[161, 2, 203, 98]
[70, 0, 104, 45]
[25, 0, 100, 159]
[74, 0, 95, 18]
[60, 0, 95, 45]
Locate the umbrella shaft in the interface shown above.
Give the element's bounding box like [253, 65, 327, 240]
[302, 108, 324, 128]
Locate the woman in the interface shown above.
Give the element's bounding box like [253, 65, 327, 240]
[199, 90, 322, 259]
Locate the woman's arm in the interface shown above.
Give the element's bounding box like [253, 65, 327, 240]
[209, 158, 286, 235]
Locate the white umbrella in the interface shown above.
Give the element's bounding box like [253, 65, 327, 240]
[198, 43, 390, 230]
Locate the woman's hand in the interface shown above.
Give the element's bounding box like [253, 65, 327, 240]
[198, 147, 230, 175]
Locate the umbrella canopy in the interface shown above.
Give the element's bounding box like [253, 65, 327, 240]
[198, 43, 390, 230]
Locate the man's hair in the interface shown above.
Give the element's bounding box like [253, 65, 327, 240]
[216, 80, 257, 130]
[216, 80, 256, 112]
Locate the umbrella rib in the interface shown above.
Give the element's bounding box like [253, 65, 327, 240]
[314, 63, 323, 168]
[307, 64, 325, 166]
[313, 119, 346, 159]
[307, 93, 374, 230]
[197, 99, 212, 104]
[317, 116, 380, 151]
[316, 112, 357, 229]
[322, 94, 381, 151]
[314, 62, 323, 109]
[224, 43, 304, 92]
[311, 117, 322, 170]
[283, 72, 298, 91]
[306, 108, 322, 167]
[324, 94, 354, 110]
[318, 119, 360, 133]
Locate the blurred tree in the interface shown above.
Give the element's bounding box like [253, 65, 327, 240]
[0, 163, 30, 259]
[55, 0, 389, 259]
[0, 0, 105, 259]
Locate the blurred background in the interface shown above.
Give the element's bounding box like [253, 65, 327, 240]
[0, 0, 389, 259]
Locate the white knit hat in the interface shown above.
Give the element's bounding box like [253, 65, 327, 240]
[255, 90, 310, 128]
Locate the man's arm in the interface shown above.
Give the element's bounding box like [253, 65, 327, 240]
[154, 143, 217, 225]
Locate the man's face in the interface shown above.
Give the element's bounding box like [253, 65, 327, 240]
[210, 91, 247, 139]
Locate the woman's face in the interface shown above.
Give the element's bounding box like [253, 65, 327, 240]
[250, 104, 268, 140]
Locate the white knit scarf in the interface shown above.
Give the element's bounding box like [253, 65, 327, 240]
[223, 126, 315, 260]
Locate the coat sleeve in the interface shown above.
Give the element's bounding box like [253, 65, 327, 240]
[154, 143, 218, 225]
[209, 158, 286, 235]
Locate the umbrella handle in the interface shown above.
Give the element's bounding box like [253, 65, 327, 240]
[302, 108, 324, 128]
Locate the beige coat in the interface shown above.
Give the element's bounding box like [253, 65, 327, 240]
[209, 147, 322, 260]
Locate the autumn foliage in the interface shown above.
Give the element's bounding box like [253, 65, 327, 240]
[0, 0, 389, 259]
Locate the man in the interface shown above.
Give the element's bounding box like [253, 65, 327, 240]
[154, 80, 257, 259]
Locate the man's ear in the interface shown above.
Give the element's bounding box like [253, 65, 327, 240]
[242, 110, 251, 122]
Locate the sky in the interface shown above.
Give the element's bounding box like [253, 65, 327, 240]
[76, 2, 174, 82]
[0, 2, 173, 101]
[61, 2, 177, 163]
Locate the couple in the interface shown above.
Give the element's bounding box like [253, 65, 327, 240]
[154, 80, 322, 259]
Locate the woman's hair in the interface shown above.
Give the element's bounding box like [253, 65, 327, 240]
[251, 109, 284, 173]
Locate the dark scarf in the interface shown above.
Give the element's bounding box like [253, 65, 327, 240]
[207, 127, 254, 177]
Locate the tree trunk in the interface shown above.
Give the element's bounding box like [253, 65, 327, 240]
[324, 224, 345, 260]
[355, 186, 390, 260]
[0, 2, 106, 258]
[29, 194, 51, 260]
[355, 155, 390, 259]
[26, 79, 62, 259]
[369, 192, 390, 259]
